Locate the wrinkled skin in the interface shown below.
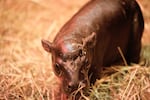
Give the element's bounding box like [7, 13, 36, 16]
[42, 0, 144, 99]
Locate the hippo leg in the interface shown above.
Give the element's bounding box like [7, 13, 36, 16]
[126, 3, 144, 64]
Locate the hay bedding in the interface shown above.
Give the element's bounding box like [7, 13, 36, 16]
[0, 0, 149, 100]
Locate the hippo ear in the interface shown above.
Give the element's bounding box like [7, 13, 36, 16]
[82, 32, 97, 48]
[41, 39, 55, 53]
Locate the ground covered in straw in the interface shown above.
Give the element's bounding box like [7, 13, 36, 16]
[0, 0, 150, 100]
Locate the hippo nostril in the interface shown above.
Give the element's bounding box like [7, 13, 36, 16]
[67, 85, 72, 89]
[68, 83, 75, 89]
[66, 82, 78, 92]
[66, 85, 74, 93]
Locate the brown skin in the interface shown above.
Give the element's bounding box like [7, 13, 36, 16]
[42, 0, 144, 99]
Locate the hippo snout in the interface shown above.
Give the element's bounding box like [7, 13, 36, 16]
[63, 80, 87, 94]
[64, 82, 78, 94]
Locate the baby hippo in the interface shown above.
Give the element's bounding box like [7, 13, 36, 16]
[42, 0, 144, 99]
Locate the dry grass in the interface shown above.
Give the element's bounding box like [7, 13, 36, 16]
[0, 0, 150, 100]
[88, 65, 150, 100]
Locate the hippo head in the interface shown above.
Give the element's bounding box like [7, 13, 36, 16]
[41, 32, 96, 95]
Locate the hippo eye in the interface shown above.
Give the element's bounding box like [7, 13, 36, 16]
[54, 63, 62, 77]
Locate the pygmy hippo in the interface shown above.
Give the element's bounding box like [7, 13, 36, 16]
[42, 0, 144, 99]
